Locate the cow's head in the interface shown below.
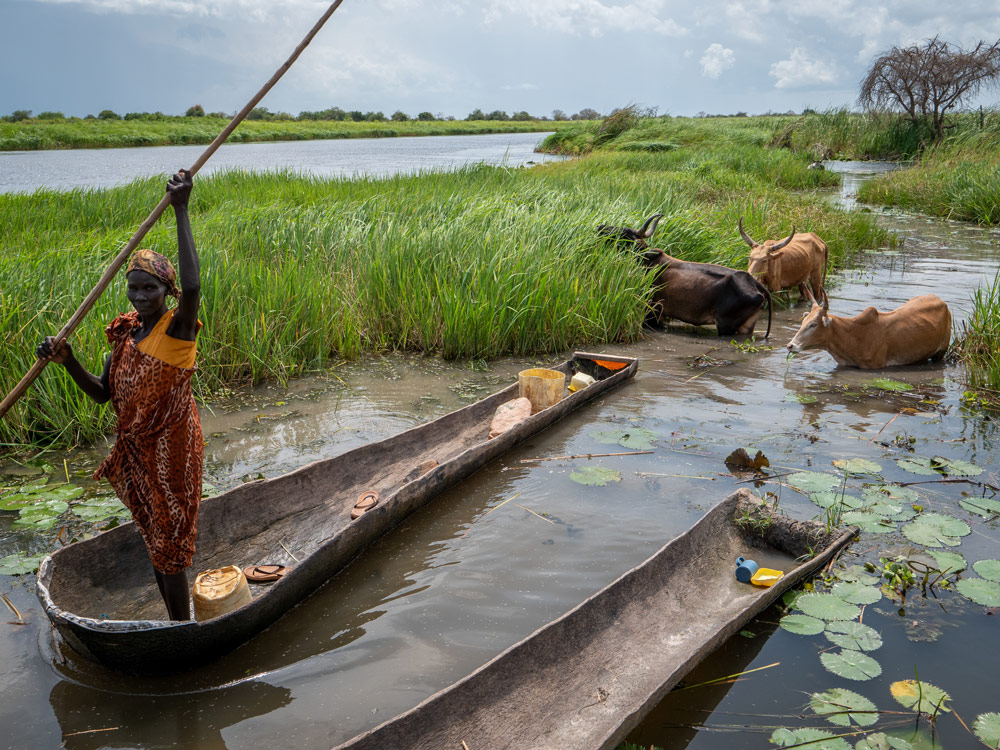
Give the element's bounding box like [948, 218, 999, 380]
[786, 287, 830, 353]
[740, 218, 795, 286]
[598, 214, 664, 252]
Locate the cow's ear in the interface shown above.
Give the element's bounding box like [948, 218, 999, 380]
[822, 315, 830, 327]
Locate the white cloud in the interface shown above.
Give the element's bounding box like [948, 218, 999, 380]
[769, 48, 838, 89]
[700, 43, 735, 79]
[483, 0, 686, 38]
[724, 0, 772, 43]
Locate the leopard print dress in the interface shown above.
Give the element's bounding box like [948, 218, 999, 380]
[95, 312, 203, 575]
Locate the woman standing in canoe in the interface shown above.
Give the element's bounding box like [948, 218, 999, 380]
[38, 169, 202, 620]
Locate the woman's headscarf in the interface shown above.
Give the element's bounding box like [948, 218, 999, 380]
[126, 249, 181, 298]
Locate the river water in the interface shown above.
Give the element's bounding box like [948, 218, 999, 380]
[0, 131, 564, 194]
[2, 161, 999, 749]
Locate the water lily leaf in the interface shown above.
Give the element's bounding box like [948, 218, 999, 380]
[591, 428, 657, 450]
[974, 712, 1000, 749]
[810, 688, 879, 727]
[0, 552, 47, 575]
[897, 456, 982, 477]
[779, 613, 826, 635]
[0, 493, 37, 512]
[782, 589, 804, 609]
[820, 649, 882, 681]
[902, 513, 970, 547]
[0, 482, 83, 510]
[789, 472, 840, 493]
[569, 466, 621, 486]
[833, 458, 883, 475]
[960, 497, 1000, 517]
[863, 484, 919, 505]
[855, 733, 914, 750]
[770, 727, 851, 750]
[936, 457, 982, 477]
[926, 549, 967, 574]
[896, 458, 941, 476]
[889, 680, 951, 714]
[812, 492, 864, 510]
[837, 565, 879, 585]
[832, 581, 883, 605]
[866, 377, 913, 392]
[974, 559, 1000, 582]
[841, 511, 895, 534]
[797, 592, 861, 621]
[956, 578, 1000, 607]
[11, 513, 60, 530]
[863, 500, 916, 522]
[71, 496, 130, 523]
[824, 621, 883, 652]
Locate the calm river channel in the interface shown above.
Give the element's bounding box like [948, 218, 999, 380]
[1, 154, 998, 749]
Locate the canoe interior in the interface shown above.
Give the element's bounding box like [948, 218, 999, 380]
[38, 353, 637, 672]
[336, 490, 857, 750]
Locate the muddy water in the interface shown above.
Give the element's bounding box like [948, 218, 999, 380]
[3, 165, 1000, 749]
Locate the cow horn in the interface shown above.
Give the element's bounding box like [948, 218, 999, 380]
[769, 226, 797, 252]
[738, 217, 758, 247]
[821, 289, 829, 312]
[639, 213, 664, 239]
[803, 284, 818, 307]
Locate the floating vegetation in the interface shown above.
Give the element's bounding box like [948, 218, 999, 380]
[831, 581, 883, 605]
[833, 458, 883, 475]
[897, 456, 983, 477]
[591, 428, 658, 450]
[788, 471, 840, 493]
[810, 687, 879, 727]
[854, 733, 913, 749]
[974, 560, 1000, 581]
[824, 621, 883, 652]
[569, 466, 621, 486]
[865, 378, 914, 392]
[796, 592, 862, 621]
[811, 492, 864, 510]
[779, 613, 826, 635]
[956, 577, 1000, 606]
[0, 552, 46, 575]
[974, 712, 1000, 749]
[71, 496, 130, 524]
[901, 513, 971, 548]
[889, 680, 951, 715]
[820, 649, 883, 681]
[841, 510, 895, 534]
[959, 496, 1000, 517]
[770, 727, 851, 750]
[926, 549, 967, 574]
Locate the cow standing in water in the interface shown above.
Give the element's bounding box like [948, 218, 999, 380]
[599, 215, 772, 338]
[740, 218, 828, 301]
[786, 289, 952, 369]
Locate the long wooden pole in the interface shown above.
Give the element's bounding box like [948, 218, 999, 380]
[0, 0, 346, 421]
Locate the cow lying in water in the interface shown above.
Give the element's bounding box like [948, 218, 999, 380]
[739, 218, 828, 301]
[600, 215, 772, 338]
[786, 289, 951, 368]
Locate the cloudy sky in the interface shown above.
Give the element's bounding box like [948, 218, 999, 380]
[3, 0, 1000, 120]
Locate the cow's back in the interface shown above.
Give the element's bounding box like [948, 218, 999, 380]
[858, 295, 952, 366]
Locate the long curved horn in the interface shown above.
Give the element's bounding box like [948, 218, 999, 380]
[639, 213, 664, 239]
[769, 226, 796, 252]
[738, 217, 758, 247]
[802, 283, 818, 307]
[821, 289, 830, 312]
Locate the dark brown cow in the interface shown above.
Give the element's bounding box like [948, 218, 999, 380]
[740, 218, 828, 300]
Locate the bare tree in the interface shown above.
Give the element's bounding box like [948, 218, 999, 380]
[859, 36, 1000, 143]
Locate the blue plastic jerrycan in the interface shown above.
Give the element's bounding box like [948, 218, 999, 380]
[735, 556, 759, 583]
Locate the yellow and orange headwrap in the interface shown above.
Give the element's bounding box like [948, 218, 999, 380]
[126, 249, 181, 297]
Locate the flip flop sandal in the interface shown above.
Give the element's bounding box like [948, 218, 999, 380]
[351, 490, 379, 520]
[243, 564, 289, 583]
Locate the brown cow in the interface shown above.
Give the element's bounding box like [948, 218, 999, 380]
[786, 290, 951, 369]
[740, 218, 828, 300]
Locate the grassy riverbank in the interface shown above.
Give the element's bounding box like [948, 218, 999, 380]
[0, 118, 564, 152]
[1, 121, 888, 451]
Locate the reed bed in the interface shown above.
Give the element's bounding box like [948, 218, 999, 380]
[0, 119, 561, 152]
[957, 271, 1000, 403]
[2, 131, 888, 451]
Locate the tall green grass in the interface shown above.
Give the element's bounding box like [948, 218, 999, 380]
[1, 128, 889, 452]
[0, 118, 564, 151]
[957, 271, 1000, 403]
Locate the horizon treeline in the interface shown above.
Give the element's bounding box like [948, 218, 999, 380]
[2, 105, 606, 124]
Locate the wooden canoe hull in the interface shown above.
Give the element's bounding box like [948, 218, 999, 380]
[336, 490, 857, 750]
[36, 353, 638, 675]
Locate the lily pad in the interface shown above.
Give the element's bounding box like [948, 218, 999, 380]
[779, 613, 826, 635]
[956, 577, 1000, 607]
[974, 712, 1000, 749]
[797, 592, 861, 621]
[788, 472, 840, 493]
[810, 687, 879, 727]
[855, 733, 914, 750]
[770, 727, 851, 750]
[812, 492, 864, 510]
[863, 500, 916, 522]
[897, 456, 982, 477]
[0, 481, 83, 510]
[889, 680, 951, 714]
[833, 458, 883, 475]
[72, 496, 130, 523]
[866, 377, 913, 392]
[824, 621, 883, 652]
[831, 581, 883, 605]
[926, 549, 967, 574]
[0, 552, 47, 575]
[591, 428, 657, 450]
[569, 466, 621, 486]
[820, 649, 882, 681]
[974, 559, 1000, 582]
[841, 510, 895, 534]
[863, 484, 919, 505]
[902, 513, 971, 548]
[960, 497, 1000, 517]
[837, 565, 879, 585]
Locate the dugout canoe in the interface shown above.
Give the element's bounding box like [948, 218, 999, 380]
[36, 352, 638, 675]
[335, 489, 858, 750]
